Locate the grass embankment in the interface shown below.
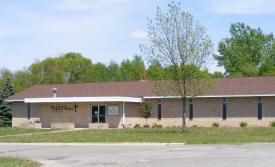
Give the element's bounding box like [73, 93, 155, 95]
[0, 157, 41, 167]
[0, 127, 60, 137]
[0, 127, 275, 144]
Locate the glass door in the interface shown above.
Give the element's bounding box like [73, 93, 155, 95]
[91, 106, 99, 123]
[99, 106, 106, 123]
[90, 105, 105, 123]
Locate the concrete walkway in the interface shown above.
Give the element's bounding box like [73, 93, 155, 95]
[0, 129, 73, 138]
[0, 143, 275, 167]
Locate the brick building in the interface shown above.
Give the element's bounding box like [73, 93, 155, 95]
[5, 76, 275, 129]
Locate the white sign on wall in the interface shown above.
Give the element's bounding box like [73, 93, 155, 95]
[108, 106, 120, 116]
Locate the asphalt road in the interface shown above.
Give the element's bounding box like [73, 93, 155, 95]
[0, 143, 275, 167]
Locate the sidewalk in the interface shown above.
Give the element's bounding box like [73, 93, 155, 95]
[0, 129, 73, 138]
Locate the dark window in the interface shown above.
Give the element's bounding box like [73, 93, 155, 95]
[157, 99, 161, 120]
[91, 105, 106, 123]
[189, 99, 193, 120]
[258, 97, 262, 120]
[222, 98, 227, 120]
[99, 106, 106, 123]
[27, 103, 31, 120]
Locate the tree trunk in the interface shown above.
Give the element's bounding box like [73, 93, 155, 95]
[182, 96, 186, 132]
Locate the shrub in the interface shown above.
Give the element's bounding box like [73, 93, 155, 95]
[191, 125, 198, 128]
[134, 124, 141, 128]
[152, 123, 162, 128]
[240, 121, 248, 127]
[139, 102, 152, 125]
[33, 120, 40, 123]
[143, 124, 150, 128]
[270, 121, 275, 127]
[212, 122, 219, 127]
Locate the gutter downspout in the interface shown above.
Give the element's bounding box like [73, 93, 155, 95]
[122, 101, 125, 126]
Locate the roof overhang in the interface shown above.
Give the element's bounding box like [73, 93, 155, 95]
[24, 96, 143, 103]
[4, 99, 24, 102]
[143, 94, 275, 99]
[6, 94, 275, 103]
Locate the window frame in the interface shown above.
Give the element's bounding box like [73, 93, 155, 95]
[257, 97, 262, 120]
[189, 98, 193, 120]
[157, 99, 161, 120]
[222, 98, 227, 120]
[27, 103, 31, 120]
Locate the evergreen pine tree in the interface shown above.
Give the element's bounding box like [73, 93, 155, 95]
[0, 91, 3, 127]
[0, 78, 15, 126]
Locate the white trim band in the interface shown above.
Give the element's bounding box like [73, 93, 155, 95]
[4, 99, 24, 102]
[143, 94, 275, 99]
[24, 97, 143, 103]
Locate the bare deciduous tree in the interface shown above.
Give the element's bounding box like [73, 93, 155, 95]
[141, 2, 214, 132]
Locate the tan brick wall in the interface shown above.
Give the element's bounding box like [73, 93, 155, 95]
[40, 103, 89, 128]
[262, 97, 275, 117]
[193, 98, 222, 117]
[105, 103, 123, 128]
[11, 97, 275, 128]
[124, 98, 275, 127]
[40, 102, 123, 128]
[12, 102, 40, 127]
[124, 99, 183, 127]
[227, 97, 257, 117]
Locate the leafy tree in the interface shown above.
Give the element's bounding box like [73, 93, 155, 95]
[0, 68, 33, 93]
[215, 22, 275, 76]
[260, 57, 275, 76]
[28, 58, 65, 85]
[90, 61, 121, 82]
[10, 58, 65, 92]
[146, 61, 166, 80]
[210, 71, 225, 78]
[107, 61, 120, 81]
[141, 2, 214, 132]
[90, 63, 109, 82]
[139, 102, 152, 125]
[119, 55, 145, 81]
[0, 78, 15, 126]
[12, 70, 32, 93]
[57, 52, 93, 83]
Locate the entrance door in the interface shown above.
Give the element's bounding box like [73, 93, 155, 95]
[90, 105, 106, 123]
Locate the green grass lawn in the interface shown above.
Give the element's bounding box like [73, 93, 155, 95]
[0, 157, 41, 167]
[0, 127, 274, 144]
[0, 127, 60, 137]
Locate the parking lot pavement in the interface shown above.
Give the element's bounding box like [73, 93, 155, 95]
[0, 143, 275, 167]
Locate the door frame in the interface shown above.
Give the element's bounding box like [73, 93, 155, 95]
[90, 105, 106, 123]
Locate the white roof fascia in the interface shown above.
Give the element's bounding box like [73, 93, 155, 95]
[24, 97, 143, 103]
[4, 99, 24, 102]
[143, 94, 275, 99]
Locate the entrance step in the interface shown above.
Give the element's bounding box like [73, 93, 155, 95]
[51, 123, 75, 130]
[89, 123, 109, 129]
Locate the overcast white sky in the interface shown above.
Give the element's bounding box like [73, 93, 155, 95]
[1, 0, 275, 73]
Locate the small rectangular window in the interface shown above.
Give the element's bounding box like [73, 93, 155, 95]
[222, 98, 227, 120]
[189, 99, 193, 120]
[258, 97, 262, 120]
[157, 99, 161, 120]
[27, 103, 31, 120]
